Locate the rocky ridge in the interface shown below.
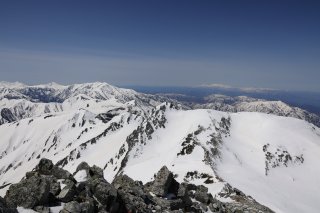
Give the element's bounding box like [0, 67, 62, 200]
[1, 159, 274, 213]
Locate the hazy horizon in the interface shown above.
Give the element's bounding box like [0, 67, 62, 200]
[1, 1, 320, 92]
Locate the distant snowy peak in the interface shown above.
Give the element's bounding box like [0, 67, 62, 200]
[0, 81, 27, 89]
[31, 82, 68, 90]
[57, 82, 139, 102]
[0, 82, 178, 125]
[193, 94, 320, 127]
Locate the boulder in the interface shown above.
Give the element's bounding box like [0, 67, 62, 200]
[113, 174, 152, 213]
[36, 158, 74, 181]
[88, 177, 118, 211]
[112, 174, 145, 198]
[79, 198, 96, 213]
[4, 175, 53, 208]
[0, 196, 18, 213]
[57, 181, 76, 202]
[0, 196, 6, 208]
[60, 201, 81, 213]
[194, 185, 210, 204]
[75, 181, 93, 202]
[75, 162, 104, 180]
[145, 166, 179, 197]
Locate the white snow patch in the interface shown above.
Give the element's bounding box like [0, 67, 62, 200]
[74, 170, 88, 182]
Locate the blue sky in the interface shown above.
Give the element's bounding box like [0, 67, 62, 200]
[0, 0, 319, 91]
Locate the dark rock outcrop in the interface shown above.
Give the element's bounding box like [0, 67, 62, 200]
[5, 174, 56, 208]
[3, 159, 275, 213]
[0, 196, 18, 213]
[0, 108, 16, 123]
[57, 181, 77, 203]
[145, 166, 179, 198]
[36, 158, 75, 181]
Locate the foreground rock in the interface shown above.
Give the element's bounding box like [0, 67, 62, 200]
[3, 159, 274, 212]
[0, 195, 18, 212]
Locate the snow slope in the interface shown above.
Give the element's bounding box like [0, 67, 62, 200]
[217, 112, 320, 213]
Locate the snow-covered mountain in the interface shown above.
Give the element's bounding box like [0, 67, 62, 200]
[191, 94, 320, 127]
[0, 82, 177, 125]
[0, 82, 320, 213]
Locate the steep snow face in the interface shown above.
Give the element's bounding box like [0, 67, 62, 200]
[121, 107, 230, 195]
[193, 94, 320, 127]
[217, 112, 320, 213]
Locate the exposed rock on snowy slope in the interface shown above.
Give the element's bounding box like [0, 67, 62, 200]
[0, 82, 320, 213]
[191, 94, 320, 127]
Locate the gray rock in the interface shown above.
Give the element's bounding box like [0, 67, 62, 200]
[0, 196, 18, 212]
[88, 177, 117, 211]
[112, 174, 145, 197]
[145, 166, 179, 197]
[112, 174, 153, 213]
[4, 175, 52, 208]
[36, 158, 74, 181]
[195, 185, 210, 204]
[1, 108, 16, 123]
[57, 181, 76, 202]
[76, 181, 93, 202]
[60, 201, 81, 213]
[75, 162, 90, 173]
[0, 196, 6, 208]
[75, 162, 104, 180]
[79, 198, 96, 213]
[169, 199, 184, 210]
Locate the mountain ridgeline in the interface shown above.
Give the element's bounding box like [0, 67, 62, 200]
[0, 82, 320, 213]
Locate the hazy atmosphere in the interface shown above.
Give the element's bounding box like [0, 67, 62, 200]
[1, 0, 320, 91]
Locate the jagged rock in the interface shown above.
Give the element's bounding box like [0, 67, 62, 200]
[112, 174, 145, 197]
[195, 185, 209, 204]
[57, 181, 76, 202]
[0, 196, 6, 208]
[75, 181, 93, 202]
[1, 108, 16, 123]
[169, 199, 184, 210]
[36, 158, 74, 181]
[75, 162, 91, 173]
[60, 201, 81, 213]
[145, 166, 179, 197]
[88, 177, 118, 211]
[219, 184, 275, 213]
[79, 198, 96, 213]
[4, 159, 65, 209]
[75, 162, 104, 180]
[112, 175, 152, 212]
[4, 175, 52, 208]
[2, 160, 276, 213]
[151, 196, 171, 211]
[0, 196, 18, 212]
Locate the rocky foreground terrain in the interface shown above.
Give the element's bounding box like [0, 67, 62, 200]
[0, 159, 273, 213]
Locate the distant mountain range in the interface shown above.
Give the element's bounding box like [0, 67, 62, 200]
[128, 85, 320, 116]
